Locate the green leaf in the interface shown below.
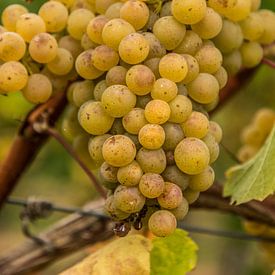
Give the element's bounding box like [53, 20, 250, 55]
[261, 0, 275, 11]
[224, 126, 275, 205]
[150, 229, 198, 275]
[0, 0, 47, 14]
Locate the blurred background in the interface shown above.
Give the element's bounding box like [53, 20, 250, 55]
[0, 1, 275, 274]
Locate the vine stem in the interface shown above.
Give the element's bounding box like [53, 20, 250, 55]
[262, 58, 275, 69]
[45, 128, 107, 198]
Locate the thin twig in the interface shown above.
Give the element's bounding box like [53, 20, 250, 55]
[45, 128, 107, 198]
[262, 58, 275, 69]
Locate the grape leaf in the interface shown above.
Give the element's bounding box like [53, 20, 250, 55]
[262, 0, 275, 11]
[0, 0, 46, 14]
[224, 126, 275, 205]
[150, 229, 198, 275]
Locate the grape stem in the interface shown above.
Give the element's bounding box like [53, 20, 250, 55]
[262, 58, 275, 69]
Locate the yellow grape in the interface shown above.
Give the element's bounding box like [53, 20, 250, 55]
[105, 2, 124, 19]
[100, 162, 119, 189]
[162, 122, 184, 151]
[151, 78, 178, 102]
[168, 95, 192, 123]
[169, 198, 189, 221]
[0, 32, 26, 62]
[117, 160, 143, 186]
[202, 133, 220, 164]
[209, 121, 223, 143]
[86, 15, 109, 45]
[222, 50, 242, 76]
[52, 0, 75, 8]
[251, 0, 261, 11]
[144, 57, 161, 79]
[181, 54, 200, 84]
[88, 134, 111, 164]
[81, 33, 98, 50]
[258, 10, 275, 45]
[253, 108, 275, 135]
[183, 188, 200, 204]
[94, 80, 107, 101]
[58, 35, 83, 59]
[240, 42, 263, 68]
[106, 65, 127, 86]
[241, 124, 266, 147]
[141, 32, 166, 59]
[213, 66, 228, 89]
[224, 0, 251, 22]
[189, 166, 215, 192]
[39, 1, 68, 33]
[102, 135, 136, 167]
[104, 195, 130, 220]
[139, 173, 165, 199]
[72, 80, 94, 107]
[95, 0, 117, 14]
[16, 13, 46, 42]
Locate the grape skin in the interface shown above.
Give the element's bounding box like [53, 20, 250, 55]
[106, 66, 127, 86]
[169, 197, 189, 220]
[86, 15, 109, 44]
[105, 2, 123, 19]
[162, 122, 184, 151]
[189, 166, 215, 192]
[139, 173, 165, 199]
[58, 35, 83, 59]
[151, 78, 178, 102]
[72, 80, 94, 107]
[168, 95, 192, 124]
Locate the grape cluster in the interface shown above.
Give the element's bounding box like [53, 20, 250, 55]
[0, 0, 275, 237]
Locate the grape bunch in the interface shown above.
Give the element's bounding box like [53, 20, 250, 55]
[0, 0, 275, 237]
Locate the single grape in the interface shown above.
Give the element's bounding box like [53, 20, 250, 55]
[251, 0, 261, 11]
[144, 99, 171, 125]
[122, 108, 147, 135]
[114, 185, 146, 213]
[106, 66, 127, 86]
[213, 66, 228, 89]
[117, 160, 143, 186]
[104, 195, 131, 220]
[207, 0, 237, 15]
[162, 122, 184, 151]
[126, 65, 155, 96]
[141, 32, 166, 59]
[178, 55, 199, 85]
[139, 173, 165, 199]
[58, 35, 83, 59]
[78, 100, 114, 135]
[240, 42, 263, 68]
[95, 0, 117, 14]
[202, 133, 220, 164]
[101, 85, 136, 118]
[86, 15, 109, 44]
[253, 108, 275, 135]
[70, 0, 96, 12]
[81, 33, 98, 50]
[209, 121, 223, 143]
[151, 78, 178, 102]
[143, 57, 161, 79]
[183, 188, 200, 204]
[224, 0, 251, 22]
[189, 166, 215, 192]
[94, 80, 107, 101]
[105, 2, 123, 19]
[136, 147, 166, 174]
[168, 95, 192, 123]
[148, 210, 177, 237]
[72, 80, 94, 107]
[88, 134, 111, 164]
[169, 197, 189, 220]
[102, 135, 136, 167]
[174, 137, 210, 175]
[160, 1, 172, 17]
[100, 161, 119, 184]
[222, 50, 242, 76]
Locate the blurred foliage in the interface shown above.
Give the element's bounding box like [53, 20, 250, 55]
[0, 0, 46, 14]
[262, 0, 275, 10]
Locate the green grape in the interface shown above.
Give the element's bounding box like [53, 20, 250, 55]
[191, 7, 222, 39]
[100, 161, 119, 184]
[171, 0, 206, 24]
[209, 121, 223, 143]
[237, 144, 258, 162]
[117, 160, 143, 186]
[138, 124, 165, 150]
[181, 111, 209, 139]
[139, 173, 165, 199]
[162, 165, 189, 191]
[159, 53, 188, 83]
[91, 45, 119, 71]
[162, 123, 184, 151]
[106, 66, 127, 86]
[61, 106, 85, 141]
[114, 185, 146, 213]
[213, 66, 228, 89]
[119, 32, 149, 64]
[95, 0, 117, 14]
[101, 85, 136, 118]
[202, 133, 220, 164]
[239, 12, 264, 41]
[16, 13, 46, 43]
[224, 0, 251, 22]
[104, 195, 130, 220]
[1, 4, 28, 32]
[78, 100, 114, 135]
[58, 35, 83, 59]
[0, 61, 28, 93]
[86, 15, 109, 45]
[22, 74, 52, 104]
[53, 0, 75, 8]
[187, 73, 220, 104]
[75, 50, 104, 80]
[47, 48, 74, 76]
[109, 118, 125, 135]
[148, 210, 177, 237]
[142, 10, 159, 32]
[143, 57, 161, 79]
[136, 147, 166, 174]
[173, 30, 202, 55]
[102, 18, 135, 50]
[183, 188, 200, 204]
[105, 2, 123, 19]
[222, 50, 242, 76]
[120, 0, 149, 30]
[94, 80, 107, 101]
[253, 108, 275, 135]
[195, 44, 223, 74]
[169, 197, 189, 220]
[151, 78, 178, 102]
[189, 166, 215, 192]
[136, 94, 152, 109]
[72, 80, 94, 107]
[102, 135, 136, 167]
[168, 95, 192, 124]
[251, 0, 261, 11]
[0, 32, 26, 62]
[181, 54, 199, 84]
[126, 65, 155, 96]
[241, 124, 266, 147]
[67, 9, 95, 40]
[29, 33, 58, 64]
[88, 134, 111, 164]
[144, 99, 171, 125]
[160, 1, 172, 17]
[175, 137, 210, 175]
[38, 1, 68, 33]
[153, 16, 186, 50]
[141, 32, 166, 59]
[122, 108, 147, 135]
[240, 42, 263, 68]
[213, 19, 243, 54]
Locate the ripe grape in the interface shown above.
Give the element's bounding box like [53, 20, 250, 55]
[153, 16, 186, 50]
[22, 74, 52, 104]
[207, 0, 237, 14]
[122, 108, 147, 135]
[86, 15, 109, 44]
[93, 80, 107, 101]
[95, 0, 117, 14]
[168, 95, 192, 123]
[81, 33, 98, 50]
[117, 160, 143, 186]
[105, 2, 123, 19]
[253, 108, 275, 135]
[101, 85, 136, 118]
[213, 66, 228, 89]
[126, 65, 155, 95]
[58, 35, 83, 59]
[72, 80, 94, 107]
[181, 55, 200, 84]
[139, 173, 165, 199]
[240, 42, 263, 68]
[209, 121, 223, 143]
[162, 122, 184, 151]
[160, 1, 172, 17]
[148, 210, 177, 237]
[224, 0, 251, 22]
[169, 197, 189, 220]
[0, 32, 26, 62]
[151, 78, 178, 102]
[141, 32, 166, 59]
[100, 161, 119, 184]
[251, 0, 261, 11]
[102, 135, 136, 167]
[78, 100, 114, 135]
[106, 66, 127, 86]
[189, 166, 215, 192]
[114, 185, 146, 213]
[183, 188, 200, 204]
[105, 195, 130, 220]
[143, 57, 161, 79]
[202, 133, 220, 164]
[222, 50, 242, 76]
